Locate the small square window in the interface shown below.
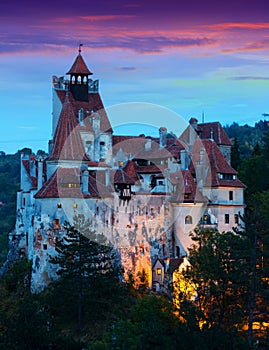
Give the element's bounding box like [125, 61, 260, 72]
[57, 203, 62, 208]
[157, 268, 162, 275]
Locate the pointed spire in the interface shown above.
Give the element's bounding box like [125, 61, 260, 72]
[49, 96, 89, 161]
[66, 51, 93, 75]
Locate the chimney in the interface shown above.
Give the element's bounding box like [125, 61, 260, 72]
[92, 112, 100, 134]
[105, 169, 110, 187]
[82, 170, 89, 193]
[37, 159, 43, 190]
[159, 127, 167, 148]
[145, 137, 152, 151]
[78, 108, 84, 126]
[189, 117, 198, 131]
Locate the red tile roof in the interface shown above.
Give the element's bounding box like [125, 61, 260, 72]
[88, 171, 113, 198]
[56, 90, 112, 133]
[66, 53, 93, 75]
[113, 169, 137, 185]
[170, 170, 205, 203]
[48, 96, 90, 161]
[179, 121, 232, 147]
[112, 134, 185, 161]
[198, 122, 232, 146]
[35, 167, 86, 198]
[124, 160, 140, 181]
[135, 164, 165, 174]
[191, 139, 245, 188]
[155, 258, 183, 273]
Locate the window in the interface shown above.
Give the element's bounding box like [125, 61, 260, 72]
[234, 214, 239, 224]
[43, 244, 47, 250]
[61, 183, 80, 188]
[176, 246, 180, 257]
[100, 141, 105, 146]
[202, 214, 211, 224]
[229, 191, 233, 201]
[54, 219, 60, 230]
[157, 268, 162, 275]
[57, 203, 62, 208]
[73, 203, 77, 209]
[185, 215, 193, 224]
[225, 214, 229, 224]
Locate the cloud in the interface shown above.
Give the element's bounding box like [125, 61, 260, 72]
[203, 22, 269, 31]
[227, 76, 269, 81]
[86, 35, 216, 53]
[78, 15, 135, 21]
[118, 67, 137, 71]
[221, 40, 269, 53]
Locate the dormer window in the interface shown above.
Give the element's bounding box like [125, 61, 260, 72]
[60, 183, 80, 188]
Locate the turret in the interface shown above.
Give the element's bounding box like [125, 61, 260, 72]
[66, 46, 93, 102]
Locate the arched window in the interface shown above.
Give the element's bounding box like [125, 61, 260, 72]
[71, 76, 75, 84]
[77, 76, 82, 84]
[83, 76, 87, 85]
[185, 215, 192, 224]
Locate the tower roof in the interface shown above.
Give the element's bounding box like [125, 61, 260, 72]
[48, 96, 89, 161]
[66, 53, 93, 75]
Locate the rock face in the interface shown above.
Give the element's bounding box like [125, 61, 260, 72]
[9, 51, 245, 292]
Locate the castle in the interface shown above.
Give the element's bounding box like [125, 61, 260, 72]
[13, 50, 245, 292]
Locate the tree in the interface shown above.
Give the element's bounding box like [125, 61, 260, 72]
[177, 227, 251, 333]
[50, 214, 120, 332]
[231, 137, 241, 170]
[91, 295, 181, 350]
[244, 191, 269, 347]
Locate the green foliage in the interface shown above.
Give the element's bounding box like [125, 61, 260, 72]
[91, 295, 179, 350]
[49, 214, 122, 332]
[224, 120, 269, 160]
[181, 228, 251, 330]
[0, 152, 20, 244]
[136, 268, 149, 293]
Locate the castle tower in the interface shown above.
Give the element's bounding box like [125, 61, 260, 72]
[66, 46, 93, 102]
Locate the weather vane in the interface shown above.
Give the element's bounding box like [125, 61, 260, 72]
[78, 43, 83, 53]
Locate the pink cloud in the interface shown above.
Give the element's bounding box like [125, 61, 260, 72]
[202, 22, 269, 31]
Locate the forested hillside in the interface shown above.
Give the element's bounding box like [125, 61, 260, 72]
[0, 148, 45, 264]
[224, 119, 269, 159]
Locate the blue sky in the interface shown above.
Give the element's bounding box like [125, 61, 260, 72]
[0, 0, 269, 153]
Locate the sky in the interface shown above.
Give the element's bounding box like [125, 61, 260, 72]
[0, 0, 269, 154]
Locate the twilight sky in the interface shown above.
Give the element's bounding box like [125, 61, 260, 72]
[1, 0, 269, 153]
